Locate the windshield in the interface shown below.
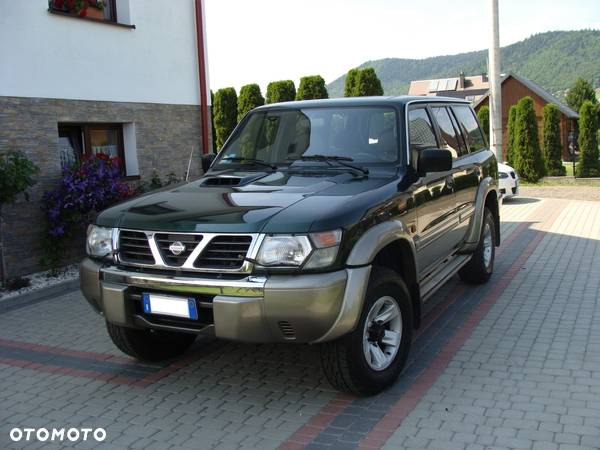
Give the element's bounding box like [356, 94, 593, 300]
[215, 107, 399, 167]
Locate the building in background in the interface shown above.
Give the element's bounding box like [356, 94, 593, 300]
[0, 0, 211, 277]
[409, 72, 578, 162]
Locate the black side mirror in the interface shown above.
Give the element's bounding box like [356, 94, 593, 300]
[201, 153, 216, 173]
[417, 148, 453, 175]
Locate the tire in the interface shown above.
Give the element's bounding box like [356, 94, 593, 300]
[459, 207, 495, 284]
[106, 322, 196, 362]
[320, 267, 413, 396]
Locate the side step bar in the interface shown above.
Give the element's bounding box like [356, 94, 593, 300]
[420, 254, 471, 302]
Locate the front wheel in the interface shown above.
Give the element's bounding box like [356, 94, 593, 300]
[106, 322, 196, 362]
[320, 267, 413, 396]
[459, 207, 496, 284]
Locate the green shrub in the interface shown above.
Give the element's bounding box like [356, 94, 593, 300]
[514, 97, 545, 182]
[477, 106, 490, 142]
[0, 151, 39, 285]
[344, 68, 360, 97]
[237, 84, 264, 121]
[542, 103, 566, 176]
[506, 105, 518, 166]
[296, 75, 328, 100]
[566, 77, 598, 113]
[210, 90, 217, 153]
[576, 100, 600, 177]
[213, 87, 238, 150]
[355, 68, 383, 96]
[265, 80, 296, 104]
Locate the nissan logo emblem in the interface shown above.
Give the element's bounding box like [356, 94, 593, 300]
[169, 241, 186, 256]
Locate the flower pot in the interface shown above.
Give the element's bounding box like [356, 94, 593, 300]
[83, 7, 104, 20]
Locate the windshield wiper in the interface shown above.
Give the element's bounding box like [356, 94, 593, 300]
[288, 155, 369, 175]
[220, 156, 277, 170]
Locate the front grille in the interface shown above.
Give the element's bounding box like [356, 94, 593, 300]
[119, 231, 154, 264]
[154, 233, 202, 266]
[195, 235, 252, 270]
[512, 186, 517, 194]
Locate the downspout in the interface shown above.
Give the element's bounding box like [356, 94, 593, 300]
[194, 0, 210, 154]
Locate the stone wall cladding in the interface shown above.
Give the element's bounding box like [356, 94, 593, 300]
[0, 96, 208, 278]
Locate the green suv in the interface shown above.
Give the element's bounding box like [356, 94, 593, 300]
[80, 96, 500, 395]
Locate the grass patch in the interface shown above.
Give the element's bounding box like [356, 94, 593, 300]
[521, 178, 600, 187]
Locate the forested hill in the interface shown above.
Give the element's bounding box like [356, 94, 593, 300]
[327, 30, 600, 98]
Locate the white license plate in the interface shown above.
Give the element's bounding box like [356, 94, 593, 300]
[142, 293, 198, 320]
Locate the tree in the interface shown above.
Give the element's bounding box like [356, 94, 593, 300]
[576, 100, 600, 177]
[237, 84, 264, 121]
[354, 68, 384, 96]
[514, 96, 545, 182]
[0, 151, 39, 285]
[296, 75, 328, 100]
[213, 87, 238, 150]
[505, 105, 518, 166]
[265, 80, 296, 104]
[542, 103, 566, 176]
[477, 106, 490, 142]
[565, 77, 598, 113]
[344, 68, 360, 97]
[210, 90, 216, 153]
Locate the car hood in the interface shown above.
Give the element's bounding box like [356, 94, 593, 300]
[96, 169, 397, 233]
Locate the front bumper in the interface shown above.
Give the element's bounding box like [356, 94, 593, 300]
[80, 258, 370, 344]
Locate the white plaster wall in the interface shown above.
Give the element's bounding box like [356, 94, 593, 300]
[0, 0, 207, 105]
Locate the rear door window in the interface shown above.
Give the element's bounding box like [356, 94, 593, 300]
[452, 105, 486, 153]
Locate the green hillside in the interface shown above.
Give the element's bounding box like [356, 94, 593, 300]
[327, 30, 600, 98]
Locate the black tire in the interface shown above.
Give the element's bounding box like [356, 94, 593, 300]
[106, 322, 196, 362]
[459, 207, 496, 284]
[320, 267, 413, 396]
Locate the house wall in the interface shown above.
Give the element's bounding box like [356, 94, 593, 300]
[475, 77, 573, 162]
[0, 96, 207, 278]
[0, 0, 209, 106]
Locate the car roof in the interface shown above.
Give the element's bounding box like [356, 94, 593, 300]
[255, 95, 471, 110]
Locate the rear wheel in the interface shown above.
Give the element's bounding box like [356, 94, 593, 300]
[106, 322, 196, 362]
[320, 267, 412, 396]
[459, 207, 495, 284]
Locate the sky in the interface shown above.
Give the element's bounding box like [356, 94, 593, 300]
[204, 0, 600, 93]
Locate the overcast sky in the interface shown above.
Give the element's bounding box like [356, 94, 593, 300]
[204, 0, 600, 93]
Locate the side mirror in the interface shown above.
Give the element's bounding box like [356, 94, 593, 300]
[201, 153, 216, 173]
[417, 148, 453, 175]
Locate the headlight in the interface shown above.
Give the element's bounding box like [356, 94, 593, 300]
[255, 229, 342, 269]
[256, 235, 312, 267]
[86, 225, 114, 258]
[499, 172, 509, 179]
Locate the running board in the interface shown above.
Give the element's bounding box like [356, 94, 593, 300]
[420, 254, 471, 302]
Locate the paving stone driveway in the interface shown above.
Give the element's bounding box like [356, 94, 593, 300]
[1, 197, 599, 450]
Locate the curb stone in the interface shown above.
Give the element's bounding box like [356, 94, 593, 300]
[0, 278, 80, 314]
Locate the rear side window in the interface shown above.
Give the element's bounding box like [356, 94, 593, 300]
[452, 105, 486, 153]
[431, 107, 464, 158]
[408, 108, 437, 153]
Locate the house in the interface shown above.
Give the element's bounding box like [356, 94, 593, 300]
[408, 73, 490, 103]
[0, 0, 211, 278]
[409, 72, 579, 162]
[473, 73, 579, 162]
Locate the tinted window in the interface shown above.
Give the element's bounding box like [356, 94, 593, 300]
[432, 107, 463, 158]
[452, 105, 486, 152]
[408, 108, 437, 155]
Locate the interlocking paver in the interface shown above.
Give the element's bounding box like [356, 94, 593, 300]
[1, 198, 600, 450]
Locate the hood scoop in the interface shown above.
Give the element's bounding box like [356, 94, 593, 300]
[200, 176, 242, 186]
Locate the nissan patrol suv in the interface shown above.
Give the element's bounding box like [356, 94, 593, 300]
[80, 97, 500, 395]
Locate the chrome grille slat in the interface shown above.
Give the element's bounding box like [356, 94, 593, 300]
[117, 230, 260, 273]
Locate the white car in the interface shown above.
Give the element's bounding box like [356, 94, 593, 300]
[498, 162, 519, 198]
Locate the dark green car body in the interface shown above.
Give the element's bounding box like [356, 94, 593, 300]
[81, 96, 499, 349]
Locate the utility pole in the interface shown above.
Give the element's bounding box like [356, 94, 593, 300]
[489, 0, 502, 161]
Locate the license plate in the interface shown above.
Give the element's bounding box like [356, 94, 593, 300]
[142, 293, 198, 320]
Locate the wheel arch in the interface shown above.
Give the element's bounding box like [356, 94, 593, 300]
[346, 220, 421, 330]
